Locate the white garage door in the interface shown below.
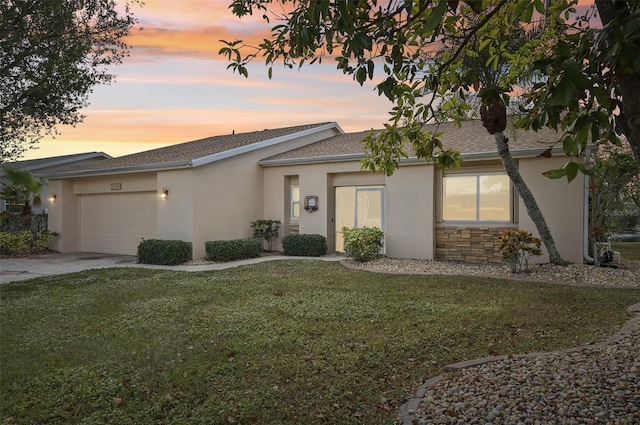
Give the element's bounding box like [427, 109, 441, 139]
[80, 192, 157, 255]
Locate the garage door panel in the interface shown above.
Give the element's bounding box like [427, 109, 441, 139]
[80, 192, 157, 255]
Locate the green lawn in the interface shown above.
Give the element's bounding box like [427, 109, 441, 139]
[613, 241, 640, 261]
[1, 261, 638, 424]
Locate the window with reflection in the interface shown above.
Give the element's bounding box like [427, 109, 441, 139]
[443, 173, 511, 221]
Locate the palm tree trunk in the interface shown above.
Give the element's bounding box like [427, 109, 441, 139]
[494, 131, 565, 265]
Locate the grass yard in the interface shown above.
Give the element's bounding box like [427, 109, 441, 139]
[1, 261, 639, 424]
[613, 241, 640, 262]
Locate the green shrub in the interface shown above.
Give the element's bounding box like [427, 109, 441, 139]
[0, 231, 31, 256]
[497, 230, 542, 273]
[205, 238, 262, 262]
[32, 230, 58, 253]
[137, 239, 192, 265]
[281, 234, 327, 257]
[0, 230, 59, 256]
[250, 219, 281, 251]
[342, 227, 384, 262]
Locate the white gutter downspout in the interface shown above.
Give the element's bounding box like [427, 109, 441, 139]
[584, 146, 595, 264]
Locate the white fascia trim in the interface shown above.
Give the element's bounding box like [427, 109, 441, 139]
[15, 152, 113, 172]
[259, 147, 547, 168]
[258, 144, 585, 167]
[41, 160, 192, 179]
[463, 144, 602, 162]
[259, 153, 364, 167]
[191, 122, 343, 168]
[455, 146, 568, 162]
[401, 145, 598, 165]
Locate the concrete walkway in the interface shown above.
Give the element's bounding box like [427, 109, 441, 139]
[0, 252, 343, 283]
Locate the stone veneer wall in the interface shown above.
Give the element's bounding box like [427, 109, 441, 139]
[288, 224, 300, 235]
[435, 226, 517, 263]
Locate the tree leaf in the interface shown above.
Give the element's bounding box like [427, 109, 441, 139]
[537, 148, 553, 158]
[562, 136, 577, 156]
[462, 0, 484, 13]
[560, 59, 590, 89]
[543, 168, 567, 179]
[533, 0, 546, 14]
[355, 67, 367, 85]
[564, 161, 580, 182]
[424, 1, 448, 33]
[478, 38, 492, 52]
[521, 3, 534, 23]
[367, 60, 374, 79]
[550, 77, 574, 106]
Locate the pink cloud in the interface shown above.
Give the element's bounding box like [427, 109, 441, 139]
[124, 23, 269, 61]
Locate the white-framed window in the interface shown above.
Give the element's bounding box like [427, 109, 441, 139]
[443, 173, 511, 222]
[291, 185, 301, 219]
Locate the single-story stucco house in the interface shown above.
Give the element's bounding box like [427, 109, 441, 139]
[44, 120, 590, 264]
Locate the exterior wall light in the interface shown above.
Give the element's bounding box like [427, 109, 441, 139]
[49, 193, 57, 202]
[160, 188, 169, 199]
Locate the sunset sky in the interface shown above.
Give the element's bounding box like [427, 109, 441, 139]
[26, 0, 595, 160]
[27, 0, 392, 160]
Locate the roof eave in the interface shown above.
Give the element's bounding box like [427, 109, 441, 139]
[42, 160, 192, 179]
[259, 153, 365, 167]
[2, 152, 113, 174]
[458, 145, 578, 162]
[39, 152, 113, 168]
[259, 145, 587, 167]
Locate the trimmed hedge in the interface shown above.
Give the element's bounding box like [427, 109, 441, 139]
[205, 238, 262, 262]
[137, 239, 192, 265]
[0, 230, 58, 256]
[0, 213, 48, 233]
[342, 227, 384, 262]
[281, 234, 327, 257]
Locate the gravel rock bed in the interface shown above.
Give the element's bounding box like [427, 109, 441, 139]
[345, 258, 640, 288]
[414, 326, 640, 425]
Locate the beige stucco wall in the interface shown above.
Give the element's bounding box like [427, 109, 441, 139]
[73, 173, 156, 194]
[263, 169, 288, 227]
[264, 162, 436, 259]
[189, 128, 342, 259]
[263, 162, 438, 259]
[517, 156, 585, 264]
[191, 156, 263, 258]
[157, 169, 194, 244]
[263, 162, 385, 252]
[48, 179, 80, 252]
[385, 164, 435, 259]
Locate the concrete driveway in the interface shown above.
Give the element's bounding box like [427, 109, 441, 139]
[0, 253, 138, 283]
[0, 252, 343, 284]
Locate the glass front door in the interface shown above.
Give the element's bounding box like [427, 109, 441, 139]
[335, 186, 384, 252]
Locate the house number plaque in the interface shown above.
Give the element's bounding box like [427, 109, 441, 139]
[110, 183, 122, 190]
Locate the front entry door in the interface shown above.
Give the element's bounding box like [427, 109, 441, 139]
[335, 186, 384, 252]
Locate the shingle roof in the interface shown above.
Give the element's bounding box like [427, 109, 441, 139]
[262, 130, 372, 162]
[260, 120, 563, 165]
[45, 122, 336, 176]
[2, 152, 111, 175]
